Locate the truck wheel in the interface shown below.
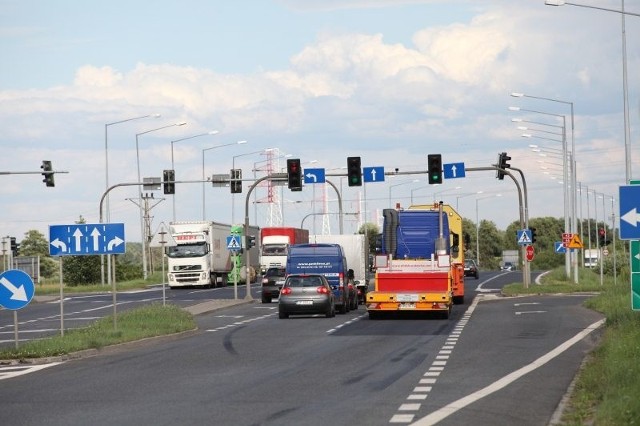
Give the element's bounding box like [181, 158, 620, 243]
[210, 273, 217, 288]
[219, 274, 228, 287]
[453, 295, 465, 305]
[368, 311, 381, 320]
[279, 311, 288, 319]
[262, 296, 271, 304]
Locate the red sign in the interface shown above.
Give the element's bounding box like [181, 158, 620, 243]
[526, 245, 535, 262]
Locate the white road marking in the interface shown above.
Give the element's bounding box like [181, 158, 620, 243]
[0, 362, 63, 381]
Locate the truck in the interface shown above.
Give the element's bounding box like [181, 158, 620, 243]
[259, 227, 309, 274]
[166, 221, 260, 288]
[501, 250, 519, 270]
[584, 249, 600, 268]
[366, 202, 466, 319]
[309, 234, 368, 306]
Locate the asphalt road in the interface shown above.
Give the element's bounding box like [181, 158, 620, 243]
[0, 271, 605, 425]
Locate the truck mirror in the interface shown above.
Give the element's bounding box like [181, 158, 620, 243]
[348, 269, 355, 279]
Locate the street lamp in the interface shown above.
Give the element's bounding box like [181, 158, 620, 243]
[136, 121, 187, 280]
[232, 149, 274, 224]
[433, 186, 462, 203]
[170, 130, 219, 221]
[202, 140, 248, 220]
[103, 113, 160, 286]
[455, 191, 483, 211]
[475, 194, 501, 266]
[544, 2, 635, 182]
[388, 179, 420, 208]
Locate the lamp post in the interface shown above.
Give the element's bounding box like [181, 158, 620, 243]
[170, 130, 219, 221]
[544, 1, 635, 182]
[433, 186, 462, 203]
[232, 149, 273, 224]
[388, 179, 420, 208]
[103, 113, 160, 286]
[475, 194, 501, 266]
[136, 121, 187, 280]
[202, 140, 248, 220]
[455, 191, 483, 211]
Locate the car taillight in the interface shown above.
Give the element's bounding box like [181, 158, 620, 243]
[262, 278, 268, 284]
[317, 286, 330, 295]
[280, 287, 292, 295]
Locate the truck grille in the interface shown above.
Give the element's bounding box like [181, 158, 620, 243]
[174, 272, 201, 283]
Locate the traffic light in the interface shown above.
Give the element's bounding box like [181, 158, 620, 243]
[41, 160, 55, 187]
[10, 237, 18, 256]
[246, 235, 256, 248]
[598, 228, 609, 246]
[529, 227, 537, 244]
[163, 169, 175, 194]
[496, 152, 511, 180]
[230, 169, 242, 194]
[287, 159, 302, 191]
[347, 156, 362, 187]
[427, 154, 442, 185]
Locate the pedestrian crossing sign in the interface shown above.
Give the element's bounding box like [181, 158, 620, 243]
[517, 229, 532, 246]
[226, 235, 242, 251]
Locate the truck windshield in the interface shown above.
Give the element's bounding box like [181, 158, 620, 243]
[262, 244, 287, 255]
[166, 243, 207, 258]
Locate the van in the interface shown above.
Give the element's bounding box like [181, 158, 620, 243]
[286, 243, 350, 314]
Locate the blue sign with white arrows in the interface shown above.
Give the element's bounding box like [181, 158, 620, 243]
[443, 163, 465, 179]
[0, 269, 35, 310]
[619, 185, 640, 240]
[49, 223, 126, 256]
[554, 241, 567, 254]
[363, 166, 385, 183]
[304, 168, 326, 184]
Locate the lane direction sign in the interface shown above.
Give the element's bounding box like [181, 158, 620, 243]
[443, 163, 465, 179]
[619, 185, 640, 240]
[363, 167, 385, 183]
[0, 269, 35, 310]
[554, 242, 567, 254]
[303, 168, 325, 184]
[49, 223, 126, 256]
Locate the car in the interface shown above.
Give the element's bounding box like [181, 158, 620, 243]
[501, 262, 514, 271]
[278, 274, 336, 318]
[261, 267, 286, 303]
[464, 259, 479, 279]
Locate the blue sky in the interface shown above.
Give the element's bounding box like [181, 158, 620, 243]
[1, 0, 639, 244]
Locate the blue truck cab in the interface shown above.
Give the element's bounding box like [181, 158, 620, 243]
[286, 243, 350, 314]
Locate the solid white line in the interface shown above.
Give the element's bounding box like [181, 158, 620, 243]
[410, 318, 606, 426]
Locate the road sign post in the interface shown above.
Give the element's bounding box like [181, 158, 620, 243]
[0, 269, 36, 349]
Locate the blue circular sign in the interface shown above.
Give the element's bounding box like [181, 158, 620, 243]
[0, 269, 35, 310]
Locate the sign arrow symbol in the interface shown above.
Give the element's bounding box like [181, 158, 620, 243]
[451, 165, 457, 177]
[371, 169, 377, 181]
[305, 173, 317, 183]
[621, 207, 640, 227]
[107, 236, 124, 251]
[73, 228, 83, 252]
[50, 238, 67, 252]
[0, 276, 27, 301]
[91, 227, 101, 251]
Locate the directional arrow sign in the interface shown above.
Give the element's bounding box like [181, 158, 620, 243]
[363, 167, 385, 183]
[49, 223, 126, 256]
[554, 241, 567, 254]
[619, 185, 640, 240]
[443, 163, 465, 179]
[303, 168, 325, 184]
[0, 269, 35, 310]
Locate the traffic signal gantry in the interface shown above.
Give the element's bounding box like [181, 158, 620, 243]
[163, 169, 175, 194]
[427, 154, 442, 185]
[41, 160, 55, 187]
[286, 158, 302, 191]
[496, 152, 512, 180]
[347, 156, 363, 187]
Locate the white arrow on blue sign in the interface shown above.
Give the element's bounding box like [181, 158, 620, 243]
[0, 269, 35, 310]
[49, 223, 126, 256]
[363, 166, 385, 183]
[303, 168, 326, 184]
[620, 185, 640, 240]
[443, 163, 465, 179]
[554, 241, 567, 254]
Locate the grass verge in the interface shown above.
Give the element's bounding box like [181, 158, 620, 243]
[0, 303, 196, 360]
[504, 267, 640, 425]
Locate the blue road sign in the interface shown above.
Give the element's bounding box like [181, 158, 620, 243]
[226, 235, 242, 251]
[443, 163, 465, 179]
[303, 168, 325, 184]
[554, 241, 567, 254]
[619, 185, 640, 240]
[49, 223, 126, 256]
[0, 269, 35, 310]
[363, 166, 385, 183]
[517, 229, 532, 246]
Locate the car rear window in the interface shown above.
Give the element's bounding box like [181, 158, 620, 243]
[287, 276, 322, 287]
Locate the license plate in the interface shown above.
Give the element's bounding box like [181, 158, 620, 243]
[399, 302, 416, 309]
[397, 294, 418, 302]
[296, 300, 313, 305]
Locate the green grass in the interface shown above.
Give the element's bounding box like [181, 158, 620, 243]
[505, 267, 640, 425]
[34, 271, 165, 296]
[0, 303, 196, 360]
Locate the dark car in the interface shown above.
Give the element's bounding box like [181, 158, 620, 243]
[464, 259, 479, 279]
[261, 267, 286, 303]
[278, 274, 336, 318]
[501, 262, 514, 271]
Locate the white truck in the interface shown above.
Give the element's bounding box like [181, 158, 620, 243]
[309, 234, 369, 304]
[166, 221, 260, 288]
[584, 249, 600, 268]
[259, 227, 309, 274]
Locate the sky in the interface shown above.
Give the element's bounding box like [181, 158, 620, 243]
[1, 0, 639, 246]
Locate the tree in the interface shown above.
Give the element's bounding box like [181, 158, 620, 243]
[18, 229, 57, 278]
[358, 222, 379, 255]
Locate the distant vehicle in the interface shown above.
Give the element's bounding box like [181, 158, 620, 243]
[278, 274, 335, 318]
[261, 267, 286, 303]
[464, 259, 479, 279]
[259, 227, 309, 274]
[501, 262, 514, 271]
